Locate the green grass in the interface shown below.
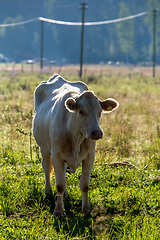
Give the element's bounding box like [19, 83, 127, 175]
[0, 72, 160, 239]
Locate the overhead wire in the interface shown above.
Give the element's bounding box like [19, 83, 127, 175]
[0, 0, 78, 9]
[0, 0, 44, 8]
[0, 11, 147, 28]
[0, 17, 39, 27]
[39, 12, 147, 26]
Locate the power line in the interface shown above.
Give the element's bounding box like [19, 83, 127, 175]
[39, 12, 147, 26]
[47, 3, 79, 9]
[0, 0, 78, 9]
[0, 12, 147, 28]
[0, 17, 39, 27]
[84, 12, 147, 26]
[0, 10, 148, 73]
[0, 0, 44, 8]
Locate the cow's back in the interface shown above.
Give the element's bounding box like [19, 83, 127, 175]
[34, 73, 88, 111]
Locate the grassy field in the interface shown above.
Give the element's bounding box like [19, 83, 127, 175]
[0, 69, 160, 239]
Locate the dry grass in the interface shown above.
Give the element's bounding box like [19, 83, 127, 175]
[1, 63, 160, 77]
[0, 70, 160, 239]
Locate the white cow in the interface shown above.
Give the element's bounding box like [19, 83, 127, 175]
[33, 74, 119, 217]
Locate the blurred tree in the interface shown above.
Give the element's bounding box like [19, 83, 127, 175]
[0, 0, 159, 64]
[117, 2, 134, 64]
[144, 0, 160, 64]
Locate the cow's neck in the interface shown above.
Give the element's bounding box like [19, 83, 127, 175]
[70, 126, 84, 156]
[63, 121, 84, 172]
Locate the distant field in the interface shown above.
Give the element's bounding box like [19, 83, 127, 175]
[0, 62, 160, 77]
[0, 71, 160, 239]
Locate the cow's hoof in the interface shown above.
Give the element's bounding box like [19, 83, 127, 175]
[83, 205, 90, 215]
[45, 188, 53, 196]
[84, 210, 91, 217]
[53, 209, 63, 217]
[64, 190, 68, 198]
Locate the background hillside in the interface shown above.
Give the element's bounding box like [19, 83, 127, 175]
[0, 0, 160, 65]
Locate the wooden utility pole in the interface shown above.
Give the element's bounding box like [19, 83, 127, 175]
[79, 2, 88, 78]
[152, 9, 158, 77]
[40, 20, 44, 70]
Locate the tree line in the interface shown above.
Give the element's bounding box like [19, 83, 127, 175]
[0, 0, 159, 65]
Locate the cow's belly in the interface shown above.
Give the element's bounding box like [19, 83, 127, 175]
[33, 112, 52, 153]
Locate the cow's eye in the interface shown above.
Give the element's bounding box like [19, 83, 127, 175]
[79, 110, 85, 116]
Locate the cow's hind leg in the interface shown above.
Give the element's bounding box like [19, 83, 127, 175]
[41, 150, 53, 195]
[52, 152, 67, 217]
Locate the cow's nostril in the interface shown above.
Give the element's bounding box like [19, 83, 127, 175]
[91, 130, 103, 140]
[92, 131, 96, 136]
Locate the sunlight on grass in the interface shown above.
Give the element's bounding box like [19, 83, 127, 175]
[0, 72, 160, 239]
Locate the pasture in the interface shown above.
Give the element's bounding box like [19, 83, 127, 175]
[0, 68, 160, 239]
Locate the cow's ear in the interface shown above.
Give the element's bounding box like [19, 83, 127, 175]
[100, 98, 119, 113]
[65, 98, 77, 112]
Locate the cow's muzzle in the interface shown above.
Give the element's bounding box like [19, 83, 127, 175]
[90, 129, 103, 140]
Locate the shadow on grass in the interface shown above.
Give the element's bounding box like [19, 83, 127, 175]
[53, 212, 95, 239]
[44, 193, 95, 239]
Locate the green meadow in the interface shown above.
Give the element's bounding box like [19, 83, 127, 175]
[0, 71, 160, 239]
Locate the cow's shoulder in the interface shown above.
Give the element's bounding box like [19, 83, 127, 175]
[47, 73, 88, 92]
[68, 80, 88, 92]
[34, 74, 88, 110]
[34, 74, 65, 110]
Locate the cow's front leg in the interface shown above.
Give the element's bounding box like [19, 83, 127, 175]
[52, 152, 67, 217]
[41, 150, 53, 195]
[80, 155, 94, 214]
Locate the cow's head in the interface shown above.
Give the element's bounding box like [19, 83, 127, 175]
[65, 91, 119, 140]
